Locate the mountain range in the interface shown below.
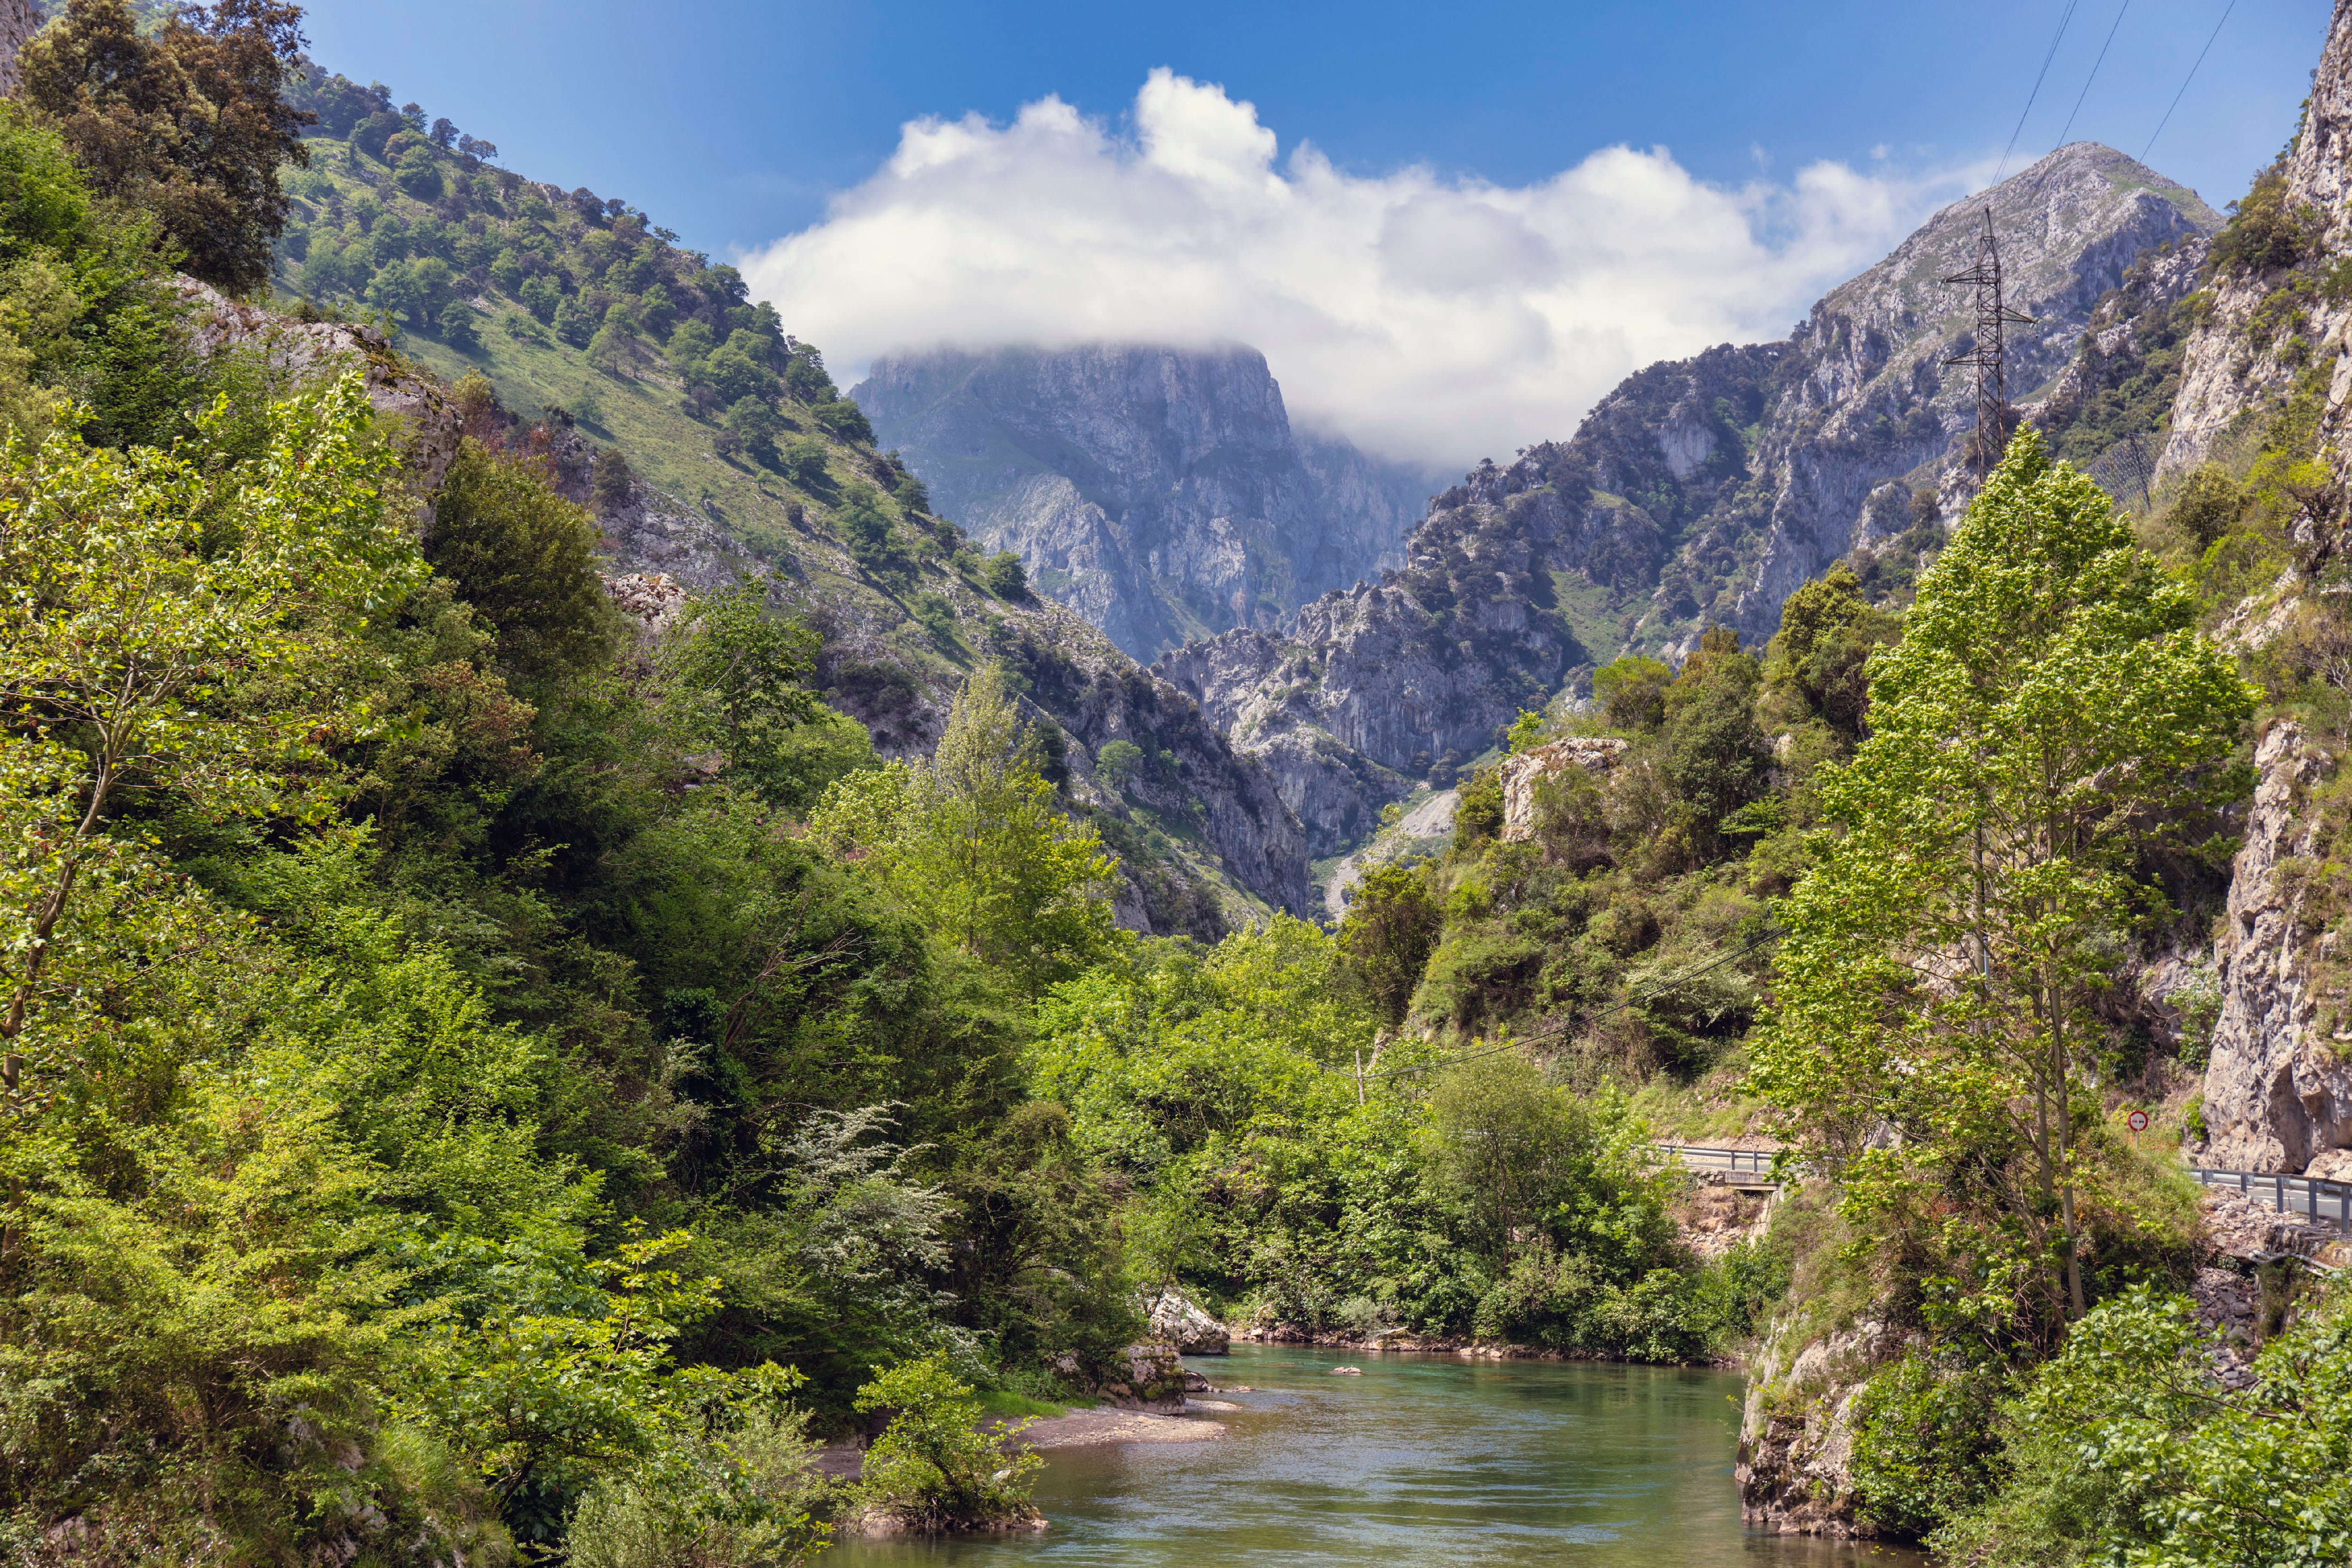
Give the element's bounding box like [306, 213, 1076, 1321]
[272, 75, 2226, 915]
[1145, 143, 2222, 855]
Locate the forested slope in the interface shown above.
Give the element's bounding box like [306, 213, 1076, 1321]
[263, 67, 1311, 936]
[0, 6, 1789, 1562]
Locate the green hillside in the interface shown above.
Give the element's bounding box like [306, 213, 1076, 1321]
[275, 74, 919, 571]
[263, 70, 1298, 934]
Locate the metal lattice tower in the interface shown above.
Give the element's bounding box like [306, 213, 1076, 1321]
[1942, 209, 2036, 477]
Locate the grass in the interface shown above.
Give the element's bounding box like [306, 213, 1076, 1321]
[975, 1389, 1082, 1420]
[1551, 566, 1637, 665]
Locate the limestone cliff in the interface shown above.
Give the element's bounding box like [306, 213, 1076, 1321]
[2201, 723, 2351, 1174]
[851, 344, 1438, 659]
[2187, 0, 2352, 1178]
[2163, 0, 2352, 484]
[1731, 145, 2217, 643]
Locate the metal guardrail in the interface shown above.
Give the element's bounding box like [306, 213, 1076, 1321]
[1653, 1143, 2352, 1234]
[1651, 1144, 1783, 1184]
[2188, 1165, 2352, 1234]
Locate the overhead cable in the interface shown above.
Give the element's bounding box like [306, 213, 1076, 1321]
[2057, 0, 2132, 149]
[2143, 0, 2239, 162]
[2000, 0, 2085, 183]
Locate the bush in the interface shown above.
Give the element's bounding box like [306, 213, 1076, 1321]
[726, 395, 783, 467]
[982, 550, 1027, 600]
[2167, 463, 2245, 549]
[565, 1394, 830, 1568]
[1095, 738, 1144, 790]
[394, 144, 445, 200]
[1454, 765, 1503, 842]
[2210, 168, 2325, 274]
[853, 1353, 1040, 1531]
[1851, 1350, 2007, 1539]
[427, 440, 620, 688]
[519, 273, 561, 323]
[811, 397, 874, 444]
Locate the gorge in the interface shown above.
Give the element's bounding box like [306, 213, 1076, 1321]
[3, 0, 2351, 1564]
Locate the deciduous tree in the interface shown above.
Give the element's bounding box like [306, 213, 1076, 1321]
[1752, 427, 2252, 1322]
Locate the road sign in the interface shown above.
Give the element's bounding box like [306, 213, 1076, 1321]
[2127, 1110, 2150, 1132]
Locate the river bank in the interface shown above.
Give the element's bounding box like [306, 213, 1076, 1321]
[828, 1344, 1921, 1566]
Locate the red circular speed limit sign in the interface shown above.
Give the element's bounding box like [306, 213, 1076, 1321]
[2127, 1110, 2151, 1133]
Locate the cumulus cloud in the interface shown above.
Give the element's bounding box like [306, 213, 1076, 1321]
[739, 70, 1983, 469]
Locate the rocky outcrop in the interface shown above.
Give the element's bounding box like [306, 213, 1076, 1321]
[2163, 0, 2352, 482]
[1157, 146, 2216, 863]
[174, 279, 463, 532]
[2201, 722, 2352, 1172]
[604, 571, 690, 637]
[1732, 145, 2218, 642]
[852, 344, 1438, 659]
[1096, 1342, 1191, 1412]
[1142, 1287, 1231, 1355]
[1499, 737, 1626, 841]
[1736, 1311, 1901, 1537]
[0, 0, 39, 98]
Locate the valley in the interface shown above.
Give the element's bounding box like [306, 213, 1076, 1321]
[1, 0, 2351, 1565]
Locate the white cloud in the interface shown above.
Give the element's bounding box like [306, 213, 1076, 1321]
[739, 69, 1980, 469]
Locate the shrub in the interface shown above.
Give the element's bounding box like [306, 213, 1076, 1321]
[1851, 1350, 2007, 1539]
[780, 438, 828, 485]
[981, 550, 1027, 600]
[518, 273, 561, 324]
[853, 1353, 1040, 1531]
[2210, 168, 2325, 274]
[1454, 765, 1503, 843]
[1095, 738, 1144, 790]
[811, 397, 874, 444]
[394, 143, 445, 200]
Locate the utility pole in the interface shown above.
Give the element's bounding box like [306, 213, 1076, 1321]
[1942, 209, 2036, 477]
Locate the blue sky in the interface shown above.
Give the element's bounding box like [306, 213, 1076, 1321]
[298, 0, 2335, 463]
[305, 0, 2325, 255]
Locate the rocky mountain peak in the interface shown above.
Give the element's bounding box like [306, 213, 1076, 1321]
[1156, 144, 2219, 874]
[851, 342, 1440, 660]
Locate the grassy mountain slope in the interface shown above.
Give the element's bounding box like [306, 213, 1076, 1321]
[266, 79, 1310, 932]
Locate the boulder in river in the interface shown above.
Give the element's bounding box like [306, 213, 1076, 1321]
[1142, 1285, 1232, 1353]
[1097, 1342, 1189, 1412]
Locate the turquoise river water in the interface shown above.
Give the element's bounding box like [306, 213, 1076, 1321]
[834, 1344, 1923, 1567]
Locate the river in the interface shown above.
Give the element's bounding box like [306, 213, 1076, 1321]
[834, 1344, 1922, 1567]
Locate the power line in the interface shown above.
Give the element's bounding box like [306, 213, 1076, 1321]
[2000, 0, 2084, 183]
[2143, 0, 2238, 163]
[1370, 925, 1783, 1082]
[2057, 0, 2132, 149]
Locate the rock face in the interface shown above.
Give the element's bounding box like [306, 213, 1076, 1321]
[1156, 146, 2217, 866]
[2163, 0, 2352, 483]
[852, 344, 1438, 659]
[2201, 722, 2352, 1172]
[1730, 144, 2218, 644]
[1736, 1311, 1900, 1537]
[1499, 737, 1626, 842]
[174, 279, 463, 532]
[1096, 1342, 1190, 1413]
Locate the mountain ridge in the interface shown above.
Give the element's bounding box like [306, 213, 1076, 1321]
[1155, 141, 2222, 864]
